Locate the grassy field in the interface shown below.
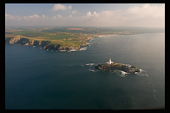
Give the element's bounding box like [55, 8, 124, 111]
[5, 27, 164, 49]
[8, 30, 81, 39]
[5, 28, 90, 48]
[11, 30, 45, 37]
[41, 34, 78, 40]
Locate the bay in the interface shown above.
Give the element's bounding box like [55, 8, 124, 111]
[5, 33, 165, 109]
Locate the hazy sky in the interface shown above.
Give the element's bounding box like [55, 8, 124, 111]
[5, 3, 165, 28]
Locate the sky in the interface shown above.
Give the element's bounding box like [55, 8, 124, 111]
[5, 3, 165, 28]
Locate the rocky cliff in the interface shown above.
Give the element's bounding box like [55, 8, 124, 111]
[8, 37, 21, 44]
[5, 37, 83, 51]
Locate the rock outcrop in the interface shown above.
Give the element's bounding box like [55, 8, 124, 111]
[8, 37, 20, 44]
[40, 41, 51, 47]
[30, 40, 34, 45]
[16, 38, 30, 45]
[5, 37, 13, 44]
[57, 46, 80, 51]
[5, 37, 88, 52]
[24, 42, 29, 46]
[95, 63, 140, 73]
[43, 44, 60, 50]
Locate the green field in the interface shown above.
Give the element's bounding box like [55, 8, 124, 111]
[41, 34, 78, 40]
[9, 30, 80, 40]
[6, 27, 163, 49]
[11, 30, 45, 37]
[5, 28, 90, 48]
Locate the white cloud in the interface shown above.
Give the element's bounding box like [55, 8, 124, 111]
[71, 10, 80, 14]
[57, 14, 62, 18]
[42, 15, 46, 19]
[80, 4, 165, 27]
[5, 13, 14, 20]
[86, 11, 92, 16]
[5, 13, 66, 21]
[5, 13, 22, 20]
[53, 16, 57, 19]
[93, 11, 96, 15]
[6, 13, 45, 21]
[71, 10, 76, 14]
[51, 4, 72, 11]
[67, 5, 72, 10]
[127, 4, 165, 18]
[23, 14, 40, 21]
[5, 4, 165, 28]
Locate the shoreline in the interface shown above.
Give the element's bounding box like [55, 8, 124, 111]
[95, 63, 140, 74]
[5, 42, 89, 52]
[96, 32, 165, 37]
[97, 34, 117, 37]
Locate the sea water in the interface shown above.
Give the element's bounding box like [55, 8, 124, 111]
[5, 33, 165, 109]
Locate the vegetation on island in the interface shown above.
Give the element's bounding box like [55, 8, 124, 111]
[95, 62, 140, 73]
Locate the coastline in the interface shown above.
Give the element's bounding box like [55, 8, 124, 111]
[97, 34, 117, 37]
[5, 34, 116, 52]
[95, 62, 140, 74]
[5, 37, 90, 52]
[6, 32, 162, 52]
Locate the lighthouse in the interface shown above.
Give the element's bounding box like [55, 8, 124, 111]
[106, 59, 113, 64]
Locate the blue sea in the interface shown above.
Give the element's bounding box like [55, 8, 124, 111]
[5, 33, 165, 109]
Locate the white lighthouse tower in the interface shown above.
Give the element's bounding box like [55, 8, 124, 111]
[106, 59, 113, 64]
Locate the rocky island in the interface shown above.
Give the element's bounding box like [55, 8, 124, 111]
[95, 59, 140, 74]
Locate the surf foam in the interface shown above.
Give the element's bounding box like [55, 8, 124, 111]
[79, 47, 87, 51]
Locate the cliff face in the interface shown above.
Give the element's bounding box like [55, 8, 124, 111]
[6, 37, 46, 47]
[16, 38, 30, 45]
[95, 63, 140, 73]
[5, 37, 82, 51]
[43, 44, 60, 50]
[30, 40, 34, 45]
[8, 37, 21, 44]
[5, 37, 13, 44]
[57, 46, 80, 51]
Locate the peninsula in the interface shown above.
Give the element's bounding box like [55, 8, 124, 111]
[5, 27, 164, 52]
[5, 27, 94, 51]
[95, 59, 140, 73]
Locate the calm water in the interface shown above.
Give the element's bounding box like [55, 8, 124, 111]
[5, 33, 165, 109]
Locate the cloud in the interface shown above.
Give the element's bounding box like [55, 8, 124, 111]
[51, 4, 72, 11]
[93, 11, 96, 15]
[71, 10, 80, 14]
[5, 13, 71, 21]
[5, 13, 22, 20]
[127, 4, 165, 18]
[5, 4, 165, 28]
[5, 13, 13, 20]
[86, 11, 92, 16]
[42, 15, 46, 19]
[6, 13, 45, 22]
[23, 14, 40, 21]
[5, 13, 73, 26]
[80, 4, 165, 27]
[57, 14, 62, 18]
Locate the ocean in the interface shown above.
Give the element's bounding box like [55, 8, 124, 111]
[5, 33, 165, 109]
